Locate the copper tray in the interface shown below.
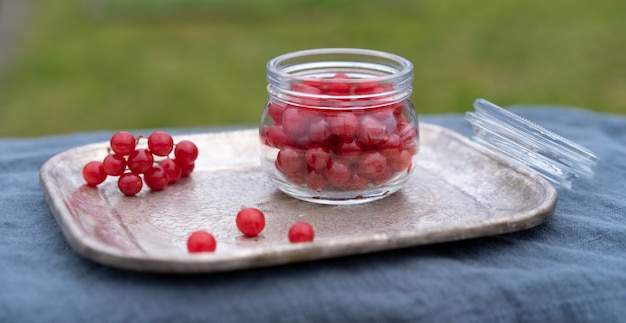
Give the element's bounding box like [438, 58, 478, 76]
[39, 124, 557, 273]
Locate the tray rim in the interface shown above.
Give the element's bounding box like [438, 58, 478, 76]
[39, 123, 558, 273]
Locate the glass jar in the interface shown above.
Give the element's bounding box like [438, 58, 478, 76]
[259, 48, 419, 205]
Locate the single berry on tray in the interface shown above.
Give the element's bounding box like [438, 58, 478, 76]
[236, 207, 266, 237]
[288, 221, 315, 243]
[187, 230, 217, 253]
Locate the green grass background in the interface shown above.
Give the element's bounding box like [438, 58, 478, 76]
[1, 0, 625, 137]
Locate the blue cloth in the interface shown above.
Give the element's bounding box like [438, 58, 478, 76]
[1, 108, 625, 322]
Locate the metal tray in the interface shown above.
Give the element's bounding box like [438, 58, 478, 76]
[39, 124, 557, 273]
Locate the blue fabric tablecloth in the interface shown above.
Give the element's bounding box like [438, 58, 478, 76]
[1, 107, 625, 322]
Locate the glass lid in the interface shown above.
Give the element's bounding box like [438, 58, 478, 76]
[465, 99, 598, 189]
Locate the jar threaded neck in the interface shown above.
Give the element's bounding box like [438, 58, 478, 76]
[266, 48, 413, 108]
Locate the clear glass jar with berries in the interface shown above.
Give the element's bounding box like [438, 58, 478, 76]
[260, 48, 419, 205]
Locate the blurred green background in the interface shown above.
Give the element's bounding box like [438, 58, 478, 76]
[1, 0, 625, 137]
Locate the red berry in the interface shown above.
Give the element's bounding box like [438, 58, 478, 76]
[291, 84, 323, 107]
[305, 169, 328, 191]
[291, 82, 323, 95]
[264, 125, 292, 149]
[82, 161, 107, 186]
[357, 116, 387, 147]
[283, 169, 306, 185]
[179, 162, 195, 177]
[288, 221, 315, 243]
[127, 149, 154, 174]
[110, 131, 136, 156]
[159, 159, 182, 184]
[345, 173, 369, 190]
[147, 130, 174, 157]
[187, 230, 217, 253]
[281, 107, 310, 137]
[374, 109, 397, 129]
[267, 102, 286, 124]
[326, 73, 352, 96]
[305, 146, 330, 170]
[302, 77, 328, 91]
[117, 173, 143, 196]
[276, 146, 306, 174]
[174, 140, 199, 165]
[371, 168, 392, 185]
[333, 139, 362, 164]
[388, 150, 413, 173]
[388, 103, 404, 116]
[357, 151, 389, 180]
[326, 160, 352, 187]
[144, 164, 169, 191]
[379, 133, 402, 151]
[102, 153, 127, 176]
[329, 112, 359, 138]
[353, 80, 382, 95]
[307, 117, 333, 146]
[235, 207, 266, 237]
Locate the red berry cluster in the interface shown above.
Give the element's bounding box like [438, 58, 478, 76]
[82, 130, 199, 196]
[186, 208, 315, 253]
[261, 73, 418, 191]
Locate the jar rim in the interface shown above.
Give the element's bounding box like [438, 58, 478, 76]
[267, 48, 413, 86]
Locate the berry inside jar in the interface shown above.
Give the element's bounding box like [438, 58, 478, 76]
[260, 48, 419, 205]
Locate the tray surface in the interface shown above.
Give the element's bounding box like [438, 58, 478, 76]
[40, 124, 557, 273]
